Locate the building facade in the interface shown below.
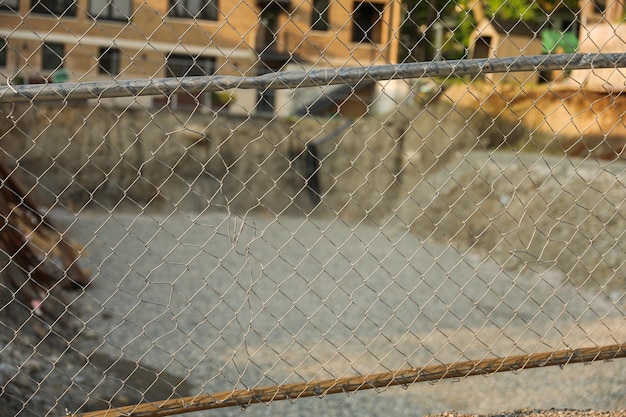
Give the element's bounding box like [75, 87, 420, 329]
[571, 0, 626, 92]
[0, 0, 403, 115]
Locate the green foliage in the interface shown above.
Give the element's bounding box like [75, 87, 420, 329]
[480, 0, 579, 21]
[398, 0, 582, 61]
[453, 9, 476, 56]
[211, 91, 235, 106]
[536, 0, 580, 13]
[484, 0, 541, 20]
[398, 0, 459, 61]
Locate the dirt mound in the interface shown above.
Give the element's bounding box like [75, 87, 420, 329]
[444, 82, 626, 158]
[396, 149, 626, 294]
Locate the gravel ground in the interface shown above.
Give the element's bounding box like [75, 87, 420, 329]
[1, 204, 624, 416]
[426, 411, 626, 417]
[2, 90, 625, 417]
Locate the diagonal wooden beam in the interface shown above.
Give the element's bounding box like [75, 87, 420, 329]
[70, 343, 626, 417]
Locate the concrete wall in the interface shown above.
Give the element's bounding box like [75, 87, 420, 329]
[0, 100, 483, 218]
[2, 91, 625, 291]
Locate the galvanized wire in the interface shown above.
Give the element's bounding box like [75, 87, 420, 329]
[0, 53, 624, 103]
[0, 1, 625, 417]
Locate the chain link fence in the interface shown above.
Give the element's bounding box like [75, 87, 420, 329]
[0, 0, 625, 416]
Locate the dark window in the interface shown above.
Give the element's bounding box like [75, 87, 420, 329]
[0, 0, 19, 12]
[258, 7, 280, 50]
[31, 0, 77, 16]
[166, 54, 216, 78]
[163, 54, 216, 109]
[42, 42, 64, 70]
[89, 0, 131, 20]
[257, 88, 275, 113]
[311, 0, 329, 31]
[98, 47, 121, 75]
[256, 66, 277, 114]
[472, 36, 491, 59]
[351, 1, 384, 43]
[169, 0, 218, 21]
[593, 0, 606, 14]
[0, 38, 6, 67]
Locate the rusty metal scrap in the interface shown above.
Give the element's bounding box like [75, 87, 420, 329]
[71, 343, 626, 417]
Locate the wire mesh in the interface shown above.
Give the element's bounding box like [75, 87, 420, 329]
[0, 1, 625, 417]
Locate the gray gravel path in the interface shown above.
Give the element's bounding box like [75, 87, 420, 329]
[2, 209, 624, 416]
[56, 209, 625, 416]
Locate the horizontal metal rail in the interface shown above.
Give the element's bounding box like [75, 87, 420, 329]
[71, 343, 626, 417]
[2, 53, 625, 104]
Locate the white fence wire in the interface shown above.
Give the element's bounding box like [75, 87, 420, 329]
[0, 1, 625, 416]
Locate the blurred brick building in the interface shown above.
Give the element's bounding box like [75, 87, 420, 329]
[0, 0, 404, 115]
